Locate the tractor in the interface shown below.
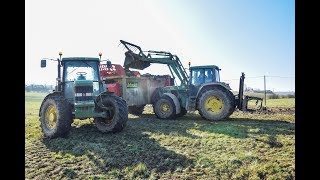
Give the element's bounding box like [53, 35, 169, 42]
[116, 40, 262, 120]
[39, 52, 128, 138]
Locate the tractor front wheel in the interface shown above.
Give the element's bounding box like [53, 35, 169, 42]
[154, 96, 176, 119]
[94, 95, 128, 133]
[39, 96, 72, 138]
[198, 88, 235, 120]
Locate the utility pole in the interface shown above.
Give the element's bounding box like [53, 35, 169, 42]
[264, 75, 267, 109]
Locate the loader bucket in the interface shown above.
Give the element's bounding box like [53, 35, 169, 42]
[124, 51, 151, 70]
[120, 40, 151, 70]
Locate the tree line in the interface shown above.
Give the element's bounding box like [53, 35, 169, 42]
[25, 84, 54, 92]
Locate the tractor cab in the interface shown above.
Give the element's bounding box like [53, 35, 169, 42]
[189, 65, 220, 86]
[187, 65, 222, 99]
[61, 57, 103, 105]
[62, 57, 100, 82]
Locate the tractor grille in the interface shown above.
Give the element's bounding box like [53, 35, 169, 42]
[74, 86, 94, 102]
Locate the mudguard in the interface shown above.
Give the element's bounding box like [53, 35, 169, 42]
[196, 82, 232, 98]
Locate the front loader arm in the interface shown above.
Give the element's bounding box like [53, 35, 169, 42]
[119, 40, 189, 85]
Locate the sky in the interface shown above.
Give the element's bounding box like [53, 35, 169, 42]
[25, 0, 295, 92]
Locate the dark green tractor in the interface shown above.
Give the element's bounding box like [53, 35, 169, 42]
[120, 40, 262, 120]
[39, 52, 128, 138]
[152, 64, 237, 120]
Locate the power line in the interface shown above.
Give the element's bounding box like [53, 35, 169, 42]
[223, 75, 294, 81]
[246, 76, 264, 78]
[223, 77, 264, 81]
[223, 79, 239, 81]
[267, 76, 295, 78]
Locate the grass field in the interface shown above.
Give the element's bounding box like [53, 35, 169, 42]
[25, 92, 295, 179]
[262, 98, 295, 108]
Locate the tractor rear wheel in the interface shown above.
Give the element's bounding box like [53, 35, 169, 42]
[94, 95, 128, 133]
[154, 96, 176, 119]
[176, 107, 187, 118]
[198, 88, 235, 120]
[128, 105, 145, 116]
[39, 96, 72, 138]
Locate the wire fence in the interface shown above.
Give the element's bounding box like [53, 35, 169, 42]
[222, 75, 295, 108]
[222, 75, 295, 95]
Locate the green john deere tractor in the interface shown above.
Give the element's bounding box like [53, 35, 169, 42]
[39, 52, 128, 138]
[120, 40, 263, 120]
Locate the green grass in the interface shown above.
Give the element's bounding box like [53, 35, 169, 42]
[264, 98, 295, 108]
[25, 92, 295, 179]
[247, 98, 295, 111]
[242, 92, 294, 100]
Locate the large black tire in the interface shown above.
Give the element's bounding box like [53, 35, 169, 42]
[197, 88, 235, 120]
[128, 105, 145, 116]
[153, 96, 176, 119]
[225, 90, 236, 117]
[176, 107, 187, 118]
[94, 95, 128, 133]
[39, 96, 72, 138]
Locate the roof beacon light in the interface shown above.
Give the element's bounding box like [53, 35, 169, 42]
[99, 52, 102, 60]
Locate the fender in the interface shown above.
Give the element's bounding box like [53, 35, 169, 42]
[95, 91, 118, 105]
[94, 91, 127, 111]
[95, 91, 128, 106]
[95, 91, 115, 99]
[163, 93, 181, 114]
[196, 82, 232, 98]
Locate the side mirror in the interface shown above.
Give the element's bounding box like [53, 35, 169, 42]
[106, 60, 112, 68]
[41, 59, 46, 68]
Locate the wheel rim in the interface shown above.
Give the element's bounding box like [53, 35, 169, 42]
[45, 105, 57, 129]
[99, 105, 115, 125]
[160, 102, 170, 113]
[204, 96, 223, 114]
[104, 108, 114, 125]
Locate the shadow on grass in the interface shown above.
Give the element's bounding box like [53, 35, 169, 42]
[137, 113, 294, 138]
[43, 121, 193, 178]
[198, 117, 294, 148]
[135, 113, 294, 148]
[42, 113, 294, 177]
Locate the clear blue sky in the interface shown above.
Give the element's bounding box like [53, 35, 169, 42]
[26, 0, 294, 91]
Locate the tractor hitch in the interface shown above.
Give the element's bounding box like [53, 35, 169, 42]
[242, 95, 263, 112]
[237, 72, 263, 112]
